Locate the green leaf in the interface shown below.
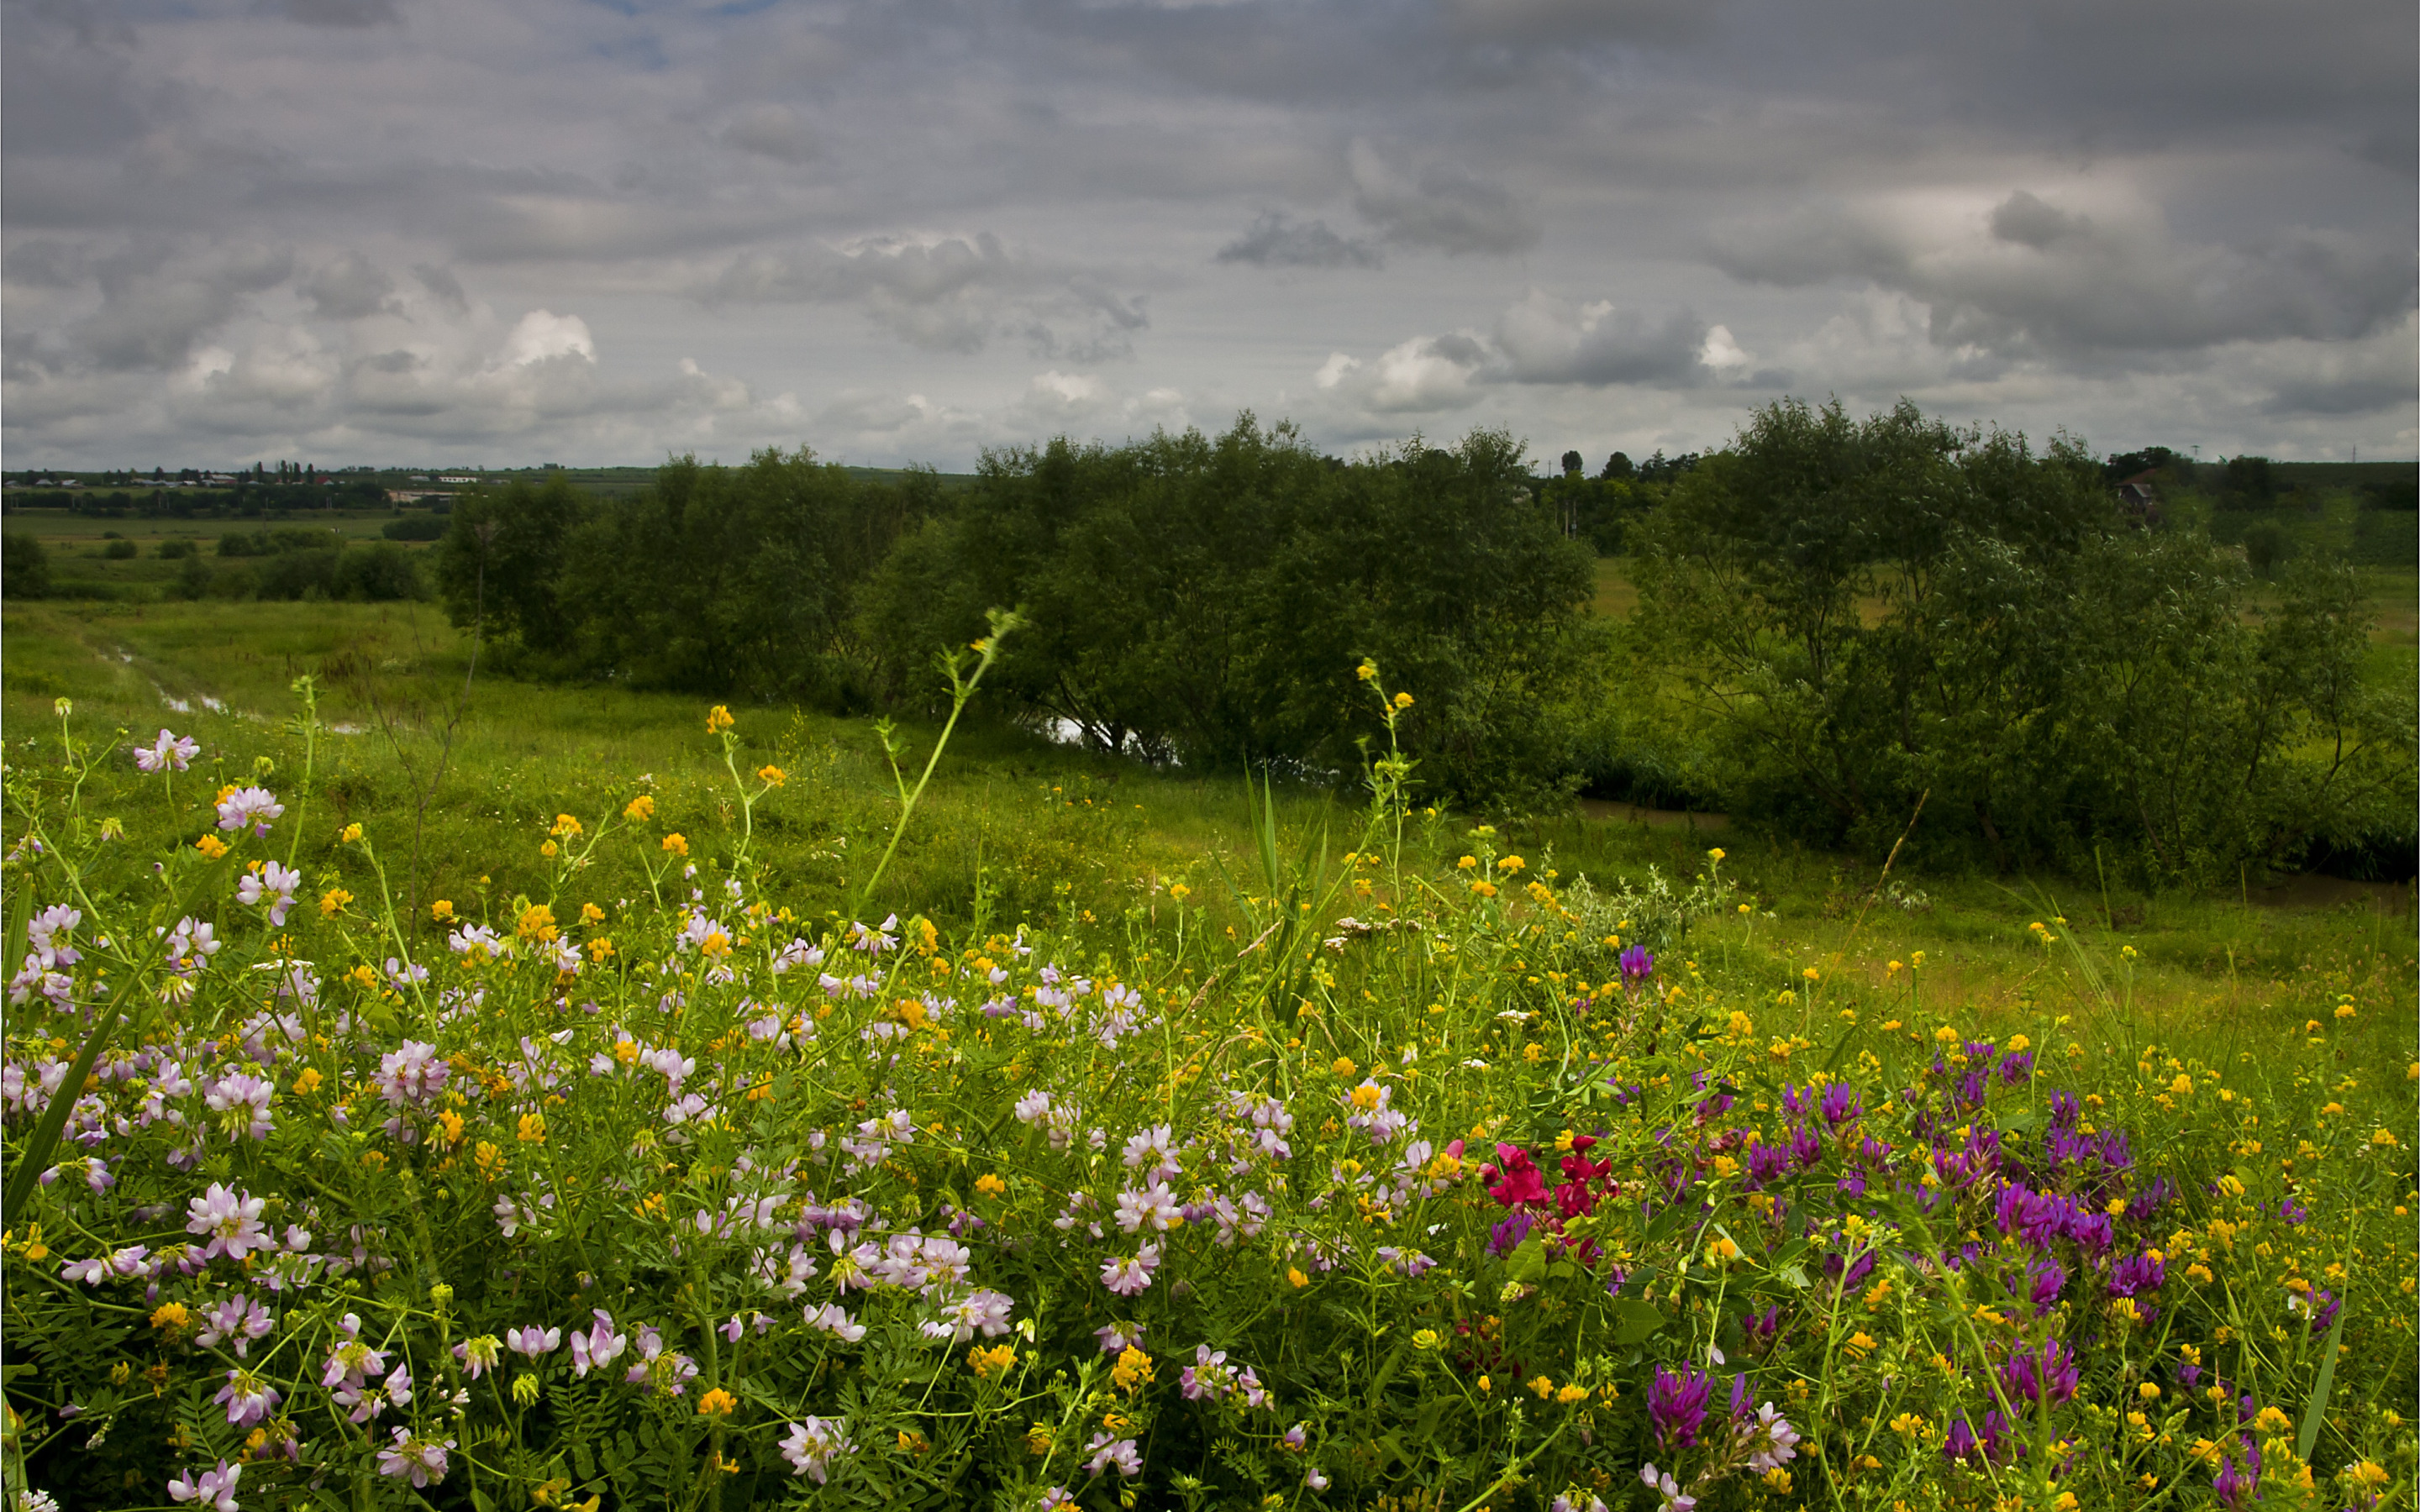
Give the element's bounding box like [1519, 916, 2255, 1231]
[1607, 1299, 1665, 1345]
[2297, 1299, 2347, 1462]
[1504, 1236, 1548, 1285]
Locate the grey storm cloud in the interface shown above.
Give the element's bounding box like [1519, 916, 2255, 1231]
[76, 243, 293, 370]
[702, 234, 1150, 358]
[0, 0, 2410, 466]
[1709, 192, 2418, 360]
[1216, 213, 1383, 270]
[302, 253, 398, 318]
[1347, 141, 1539, 257]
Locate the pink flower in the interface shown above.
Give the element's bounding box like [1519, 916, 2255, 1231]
[506, 1326, 561, 1358]
[214, 785, 284, 836]
[166, 1460, 241, 1509]
[570, 1310, 626, 1377]
[214, 1368, 279, 1428]
[1100, 1244, 1160, 1297]
[780, 1417, 854, 1483]
[185, 1183, 271, 1262]
[135, 729, 201, 774]
[375, 1426, 452, 1488]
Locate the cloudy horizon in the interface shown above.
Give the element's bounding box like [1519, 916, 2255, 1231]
[4, 0, 2415, 472]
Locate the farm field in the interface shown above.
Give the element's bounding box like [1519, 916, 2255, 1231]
[3, 596, 2413, 1510]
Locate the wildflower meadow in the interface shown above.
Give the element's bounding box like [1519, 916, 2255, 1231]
[3, 655, 2413, 1512]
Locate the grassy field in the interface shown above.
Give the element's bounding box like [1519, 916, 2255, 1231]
[6, 597, 2409, 1059]
[6, 595, 2413, 1510]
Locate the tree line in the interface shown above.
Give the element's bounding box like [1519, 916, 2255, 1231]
[424, 402, 2413, 884]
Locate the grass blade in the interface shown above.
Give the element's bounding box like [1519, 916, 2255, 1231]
[2296, 1299, 2347, 1462]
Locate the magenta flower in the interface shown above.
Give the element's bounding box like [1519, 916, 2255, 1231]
[203, 1071, 274, 1142]
[1648, 1364, 1712, 1449]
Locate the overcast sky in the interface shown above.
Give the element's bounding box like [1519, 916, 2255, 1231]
[4, 0, 2414, 470]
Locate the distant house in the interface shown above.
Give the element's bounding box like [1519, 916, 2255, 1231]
[438, 475, 478, 485]
[2117, 471, 2162, 527]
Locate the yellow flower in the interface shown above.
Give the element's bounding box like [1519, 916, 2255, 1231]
[517, 1111, 547, 1145]
[1355, 659, 1379, 682]
[1456, 855, 1477, 870]
[661, 833, 689, 858]
[2334, 1004, 2356, 1020]
[697, 1387, 738, 1417]
[339, 822, 363, 843]
[550, 813, 584, 838]
[348, 963, 378, 990]
[758, 765, 786, 787]
[1528, 1375, 1555, 1399]
[1802, 967, 1820, 983]
[2170, 1074, 2193, 1097]
[293, 1068, 324, 1095]
[152, 1301, 192, 1333]
[1843, 1332, 1876, 1360]
[539, 840, 559, 858]
[1411, 1329, 1441, 1351]
[518, 903, 558, 942]
[1392, 691, 1414, 710]
[1111, 1347, 1155, 1393]
[1497, 855, 1525, 874]
[2253, 1407, 2291, 1434]
[974, 1173, 1008, 1199]
[969, 1344, 1018, 1379]
[1025, 1424, 1055, 1456]
[706, 705, 734, 733]
[1332, 1057, 1356, 1078]
[1555, 1383, 1588, 1404]
[2139, 1382, 2160, 1400]
[580, 901, 606, 924]
[1476, 1375, 1492, 1393]
[430, 899, 455, 921]
[624, 795, 655, 822]
[587, 937, 616, 963]
[320, 888, 353, 917]
[1286, 1267, 1309, 1289]
[194, 834, 229, 860]
[1168, 883, 1192, 902]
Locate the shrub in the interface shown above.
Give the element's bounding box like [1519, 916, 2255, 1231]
[3, 531, 52, 598]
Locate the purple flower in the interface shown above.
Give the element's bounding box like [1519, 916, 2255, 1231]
[2110, 1252, 2165, 1299]
[1648, 1364, 1712, 1449]
[1942, 1417, 1979, 1462]
[1618, 945, 1655, 985]
[1998, 1339, 2079, 1407]
[1093, 1323, 1145, 1355]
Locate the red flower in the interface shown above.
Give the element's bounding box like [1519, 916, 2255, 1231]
[1487, 1145, 1546, 1207]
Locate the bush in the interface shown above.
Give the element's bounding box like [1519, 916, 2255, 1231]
[159, 538, 198, 559]
[3, 706, 2412, 1511]
[382, 515, 450, 542]
[3, 531, 52, 597]
[101, 538, 138, 559]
